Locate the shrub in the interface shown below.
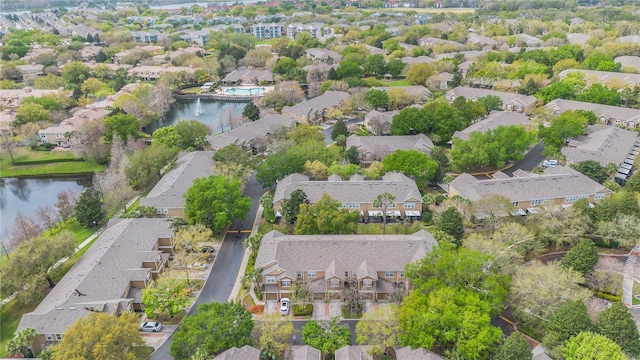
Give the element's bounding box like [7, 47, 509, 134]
[596, 291, 622, 302]
[293, 303, 313, 316]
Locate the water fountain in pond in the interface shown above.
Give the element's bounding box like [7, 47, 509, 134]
[194, 97, 204, 116]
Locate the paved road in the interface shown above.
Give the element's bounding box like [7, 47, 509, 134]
[322, 117, 363, 144]
[150, 173, 265, 360]
[502, 141, 545, 175]
[291, 319, 359, 345]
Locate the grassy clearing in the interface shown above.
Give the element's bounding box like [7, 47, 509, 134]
[0, 147, 105, 177]
[0, 296, 43, 357]
[382, 79, 411, 87]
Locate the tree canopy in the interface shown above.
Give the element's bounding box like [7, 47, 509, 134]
[561, 238, 598, 274]
[52, 312, 144, 360]
[494, 332, 532, 360]
[170, 302, 253, 359]
[563, 332, 627, 360]
[570, 160, 609, 184]
[104, 113, 140, 144]
[74, 188, 103, 227]
[184, 175, 251, 233]
[596, 302, 640, 357]
[302, 317, 351, 355]
[382, 149, 438, 188]
[124, 144, 179, 189]
[539, 111, 588, 156]
[295, 194, 358, 235]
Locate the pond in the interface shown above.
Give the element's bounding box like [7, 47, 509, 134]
[0, 176, 91, 244]
[144, 98, 249, 134]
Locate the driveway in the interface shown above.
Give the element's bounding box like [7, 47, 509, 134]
[322, 117, 363, 144]
[150, 173, 265, 360]
[502, 141, 545, 175]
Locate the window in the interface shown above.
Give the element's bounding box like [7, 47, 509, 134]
[40, 133, 46, 139]
[55, 334, 62, 341]
[348, 203, 359, 209]
[266, 276, 276, 284]
[341, 203, 348, 208]
[156, 208, 163, 214]
[282, 279, 291, 287]
[565, 196, 577, 203]
[156, 254, 162, 264]
[385, 271, 394, 278]
[45, 334, 53, 341]
[163, 208, 169, 214]
[594, 193, 605, 200]
[297, 271, 302, 278]
[145, 272, 151, 283]
[330, 279, 339, 287]
[512, 201, 519, 207]
[404, 202, 415, 208]
[363, 279, 372, 287]
[400, 271, 405, 278]
[307, 271, 316, 278]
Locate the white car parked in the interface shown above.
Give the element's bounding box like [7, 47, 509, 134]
[542, 159, 558, 168]
[279, 298, 290, 315]
[140, 321, 162, 332]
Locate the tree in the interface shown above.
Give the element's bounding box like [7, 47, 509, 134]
[405, 63, 433, 85]
[563, 332, 627, 360]
[104, 114, 140, 144]
[343, 146, 359, 165]
[373, 192, 396, 235]
[435, 207, 465, 244]
[152, 126, 181, 148]
[242, 101, 260, 121]
[256, 150, 306, 187]
[142, 275, 192, 319]
[355, 305, 400, 356]
[561, 239, 598, 275]
[295, 194, 359, 235]
[172, 224, 213, 284]
[336, 60, 363, 79]
[626, 172, 640, 193]
[125, 144, 179, 189]
[327, 163, 359, 179]
[543, 300, 593, 357]
[570, 160, 609, 184]
[365, 89, 388, 109]
[539, 111, 588, 156]
[450, 126, 536, 170]
[364, 161, 385, 179]
[55, 189, 79, 223]
[281, 189, 309, 225]
[35, 205, 57, 234]
[11, 212, 43, 246]
[596, 302, 640, 357]
[510, 261, 592, 330]
[399, 286, 502, 358]
[382, 149, 438, 188]
[183, 176, 251, 233]
[14, 102, 50, 125]
[5, 328, 37, 358]
[429, 147, 450, 184]
[243, 233, 263, 254]
[386, 58, 405, 78]
[170, 302, 253, 360]
[52, 312, 145, 360]
[494, 333, 532, 360]
[0, 132, 18, 162]
[292, 281, 313, 307]
[363, 54, 386, 77]
[2, 231, 75, 300]
[74, 188, 103, 227]
[61, 61, 91, 98]
[331, 119, 349, 142]
[253, 314, 294, 356]
[302, 317, 351, 355]
[174, 120, 209, 150]
[72, 119, 110, 162]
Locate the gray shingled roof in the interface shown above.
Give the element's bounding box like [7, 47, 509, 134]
[372, 85, 431, 99]
[452, 111, 530, 141]
[255, 230, 437, 281]
[222, 68, 273, 82]
[140, 151, 215, 209]
[18, 219, 174, 335]
[449, 167, 611, 202]
[336, 346, 374, 360]
[290, 346, 322, 360]
[346, 134, 434, 156]
[615, 56, 640, 69]
[215, 345, 260, 360]
[558, 69, 640, 86]
[562, 125, 639, 166]
[545, 99, 640, 123]
[273, 172, 422, 204]
[401, 56, 435, 64]
[448, 86, 536, 107]
[282, 91, 350, 117]
[206, 114, 296, 150]
[395, 346, 444, 360]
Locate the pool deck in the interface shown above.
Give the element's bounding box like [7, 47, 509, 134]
[175, 85, 274, 101]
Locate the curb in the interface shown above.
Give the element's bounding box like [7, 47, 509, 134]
[229, 204, 264, 303]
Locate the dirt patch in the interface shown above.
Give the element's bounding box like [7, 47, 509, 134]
[248, 304, 264, 315]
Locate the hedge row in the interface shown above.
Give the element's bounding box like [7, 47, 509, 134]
[11, 158, 85, 166]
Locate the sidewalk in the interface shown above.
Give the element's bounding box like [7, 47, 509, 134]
[230, 205, 264, 303]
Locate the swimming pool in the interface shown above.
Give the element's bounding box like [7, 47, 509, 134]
[225, 87, 266, 95]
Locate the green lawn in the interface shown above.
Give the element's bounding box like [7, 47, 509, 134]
[633, 280, 640, 306]
[381, 79, 411, 87]
[0, 147, 105, 178]
[374, 7, 476, 13]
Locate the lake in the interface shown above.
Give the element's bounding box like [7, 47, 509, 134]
[144, 98, 249, 134]
[0, 176, 91, 245]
